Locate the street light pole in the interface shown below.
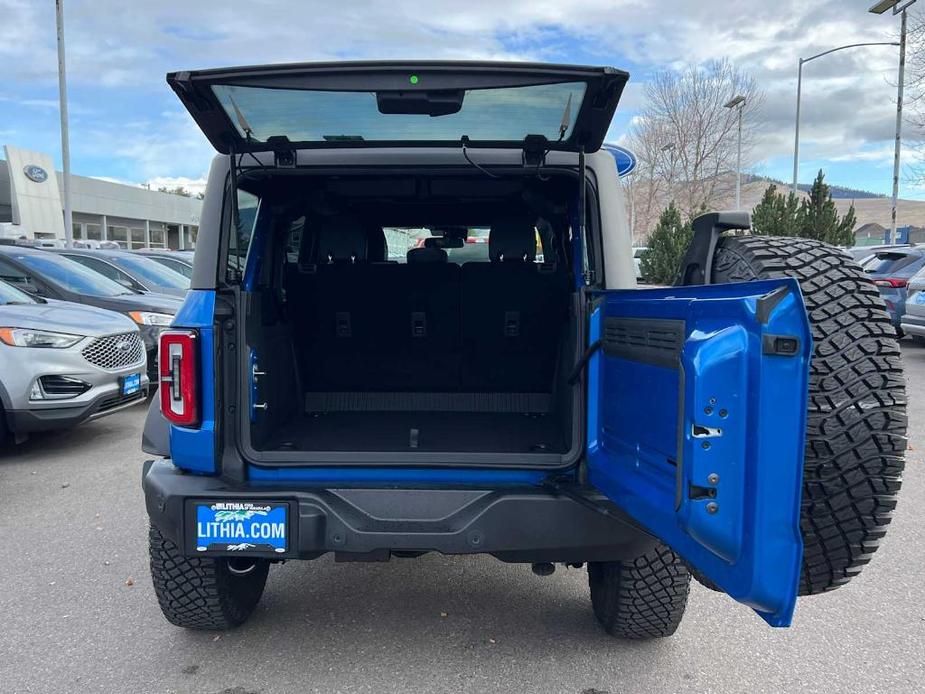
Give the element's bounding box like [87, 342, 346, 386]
[889, 7, 908, 244]
[55, 0, 73, 249]
[793, 58, 805, 196]
[870, 0, 917, 244]
[791, 41, 899, 197]
[724, 95, 746, 209]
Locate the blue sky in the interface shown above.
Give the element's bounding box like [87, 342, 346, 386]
[0, 0, 917, 197]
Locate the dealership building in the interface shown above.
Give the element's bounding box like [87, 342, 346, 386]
[0, 144, 201, 249]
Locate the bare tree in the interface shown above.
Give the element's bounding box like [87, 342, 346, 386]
[902, 9, 925, 185]
[626, 59, 763, 239]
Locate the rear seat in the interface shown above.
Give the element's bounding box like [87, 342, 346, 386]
[300, 215, 378, 390]
[293, 213, 566, 395]
[296, 216, 460, 392]
[460, 214, 568, 392]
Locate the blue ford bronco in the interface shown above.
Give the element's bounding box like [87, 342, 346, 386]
[142, 61, 906, 638]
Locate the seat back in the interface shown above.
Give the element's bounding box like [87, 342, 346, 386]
[461, 214, 568, 391]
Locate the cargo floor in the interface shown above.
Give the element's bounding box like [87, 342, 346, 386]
[262, 411, 568, 454]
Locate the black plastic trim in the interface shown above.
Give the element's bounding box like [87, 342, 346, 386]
[9, 389, 148, 433]
[676, 211, 751, 286]
[602, 317, 685, 369]
[755, 285, 791, 325]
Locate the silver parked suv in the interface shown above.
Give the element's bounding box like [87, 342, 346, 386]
[899, 264, 925, 344]
[0, 280, 149, 444]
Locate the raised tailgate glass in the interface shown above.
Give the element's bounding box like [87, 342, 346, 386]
[212, 82, 586, 145]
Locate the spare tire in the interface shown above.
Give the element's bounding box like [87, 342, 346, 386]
[708, 235, 906, 595]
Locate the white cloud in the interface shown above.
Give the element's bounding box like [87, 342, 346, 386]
[144, 175, 208, 197]
[0, 0, 915, 192]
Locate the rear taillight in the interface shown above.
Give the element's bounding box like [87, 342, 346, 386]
[159, 329, 199, 427]
[874, 278, 908, 288]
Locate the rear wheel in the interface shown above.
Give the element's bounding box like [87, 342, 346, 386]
[587, 543, 690, 639]
[149, 525, 269, 630]
[710, 235, 907, 595]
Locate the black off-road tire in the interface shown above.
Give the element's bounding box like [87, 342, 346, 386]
[710, 235, 906, 596]
[588, 543, 691, 639]
[149, 525, 270, 630]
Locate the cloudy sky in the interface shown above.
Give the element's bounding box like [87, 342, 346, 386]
[0, 0, 916, 197]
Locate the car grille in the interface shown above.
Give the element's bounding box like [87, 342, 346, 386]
[81, 332, 145, 371]
[95, 390, 145, 413]
[39, 375, 90, 397]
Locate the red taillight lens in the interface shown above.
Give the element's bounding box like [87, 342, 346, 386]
[159, 329, 199, 427]
[874, 278, 908, 288]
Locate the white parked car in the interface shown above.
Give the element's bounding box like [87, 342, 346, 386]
[632, 246, 648, 281]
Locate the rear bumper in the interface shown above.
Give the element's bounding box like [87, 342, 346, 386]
[900, 312, 925, 338]
[142, 459, 655, 563]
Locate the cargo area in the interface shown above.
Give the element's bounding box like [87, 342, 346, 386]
[238, 172, 584, 464]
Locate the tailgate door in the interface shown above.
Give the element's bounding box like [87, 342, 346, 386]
[586, 279, 811, 626]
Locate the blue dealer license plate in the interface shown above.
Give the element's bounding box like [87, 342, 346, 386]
[194, 501, 288, 554]
[121, 373, 141, 396]
[915, 291, 925, 305]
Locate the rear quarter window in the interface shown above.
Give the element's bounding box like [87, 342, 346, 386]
[227, 190, 261, 280]
[862, 252, 923, 275]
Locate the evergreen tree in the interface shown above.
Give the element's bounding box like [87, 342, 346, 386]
[640, 202, 694, 284]
[751, 184, 801, 237]
[749, 172, 856, 246]
[799, 170, 857, 245]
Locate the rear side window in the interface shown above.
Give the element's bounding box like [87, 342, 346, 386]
[113, 255, 189, 289]
[150, 256, 193, 279]
[64, 255, 133, 285]
[862, 252, 923, 275]
[13, 253, 128, 297]
[286, 217, 306, 264]
[227, 189, 261, 280]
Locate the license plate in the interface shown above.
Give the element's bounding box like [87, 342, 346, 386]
[194, 501, 288, 554]
[121, 373, 141, 396]
[915, 292, 925, 305]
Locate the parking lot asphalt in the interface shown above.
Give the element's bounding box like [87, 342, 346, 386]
[1, 344, 924, 694]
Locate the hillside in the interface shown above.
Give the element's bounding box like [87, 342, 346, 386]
[745, 175, 885, 200]
[739, 180, 925, 229]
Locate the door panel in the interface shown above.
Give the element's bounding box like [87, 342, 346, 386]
[587, 278, 811, 627]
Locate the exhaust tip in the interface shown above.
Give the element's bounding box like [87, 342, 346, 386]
[227, 558, 258, 576]
[531, 562, 555, 577]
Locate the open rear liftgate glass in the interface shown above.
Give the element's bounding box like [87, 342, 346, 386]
[586, 279, 811, 626]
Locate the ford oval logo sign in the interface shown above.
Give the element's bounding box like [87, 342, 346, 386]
[601, 144, 637, 178]
[23, 165, 48, 183]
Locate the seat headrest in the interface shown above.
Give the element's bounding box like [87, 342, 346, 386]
[489, 215, 536, 262]
[315, 215, 368, 262]
[406, 246, 448, 264]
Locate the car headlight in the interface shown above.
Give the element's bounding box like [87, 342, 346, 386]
[128, 311, 174, 327]
[0, 327, 84, 348]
